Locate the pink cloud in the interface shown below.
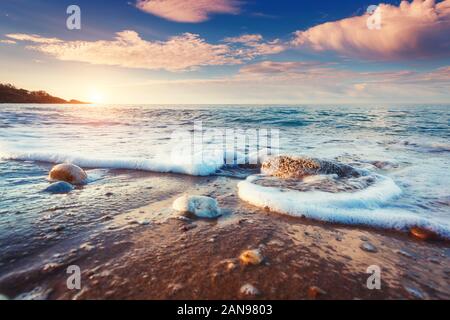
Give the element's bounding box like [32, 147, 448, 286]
[14, 30, 242, 72]
[292, 0, 450, 60]
[6, 33, 62, 44]
[10, 30, 285, 71]
[135, 0, 241, 23]
[239, 61, 321, 74]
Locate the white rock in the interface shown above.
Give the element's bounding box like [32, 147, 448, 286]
[172, 195, 221, 218]
[240, 284, 260, 297]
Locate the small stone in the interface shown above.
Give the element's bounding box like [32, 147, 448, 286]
[360, 236, 369, 241]
[239, 249, 264, 266]
[139, 220, 150, 226]
[105, 192, 114, 197]
[240, 284, 260, 297]
[360, 242, 378, 253]
[177, 216, 191, 222]
[428, 257, 440, 264]
[43, 181, 74, 194]
[168, 283, 184, 295]
[180, 224, 197, 232]
[43, 263, 60, 272]
[52, 225, 65, 232]
[404, 286, 425, 299]
[396, 249, 416, 259]
[410, 227, 440, 241]
[226, 261, 237, 271]
[79, 242, 95, 251]
[307, 286, 327, 299]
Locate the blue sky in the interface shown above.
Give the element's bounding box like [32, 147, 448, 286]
[0, 0, 449, 104]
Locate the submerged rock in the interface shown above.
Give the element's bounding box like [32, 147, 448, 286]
[49, 163, 88, 185]
[43, 181, 74, 194]
[172, 195, 221, 218]
[261, 155, 359, 179]
[240, 284, 260, 297]
[239, 249, 264, 266]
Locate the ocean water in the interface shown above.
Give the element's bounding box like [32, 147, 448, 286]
[0, 104, 449, 264]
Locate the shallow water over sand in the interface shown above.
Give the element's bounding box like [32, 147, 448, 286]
[0, 104, 449, 269]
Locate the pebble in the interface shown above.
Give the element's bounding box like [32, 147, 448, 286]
[226, 261, 237, 271]
[239, 249, 264, 266]
[168, 283, 184, 295]
[42, 263, 60, 272]
[240, 284, 260, 297]
[307, 286, 327, 299]
[396, 249, 416, 259]
[79, 242, 95, 251]
[428, 257, 440, 264]
[180, 224, 197, 232]
[43, 181, 74, 194]
[52, 225, 65, 232]
[360, 242, 378, 253]
[404, 286, 425, 299]
[409, 227, 440, 241]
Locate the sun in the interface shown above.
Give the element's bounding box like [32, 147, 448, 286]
[88, 90, 105, 104]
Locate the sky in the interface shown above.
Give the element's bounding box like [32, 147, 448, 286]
[0, 0, 449, 104]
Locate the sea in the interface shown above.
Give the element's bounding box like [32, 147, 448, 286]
[1, 104, 449, 268]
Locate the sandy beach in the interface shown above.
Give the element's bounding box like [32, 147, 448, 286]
[1, 170, 448, 300]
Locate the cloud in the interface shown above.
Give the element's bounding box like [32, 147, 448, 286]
[239, 61, 321, 74]
[223, 34, 263, 44]
[292, 0, 450, 60]
[6, 33, 62, 44]
[9, 30, 286, 71]
[224, 34, 285, 58]
[0, 39, 16, 44]
[13, 30, 243, 71]
[135, 0, 241, 23]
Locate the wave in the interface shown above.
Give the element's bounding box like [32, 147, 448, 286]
[0, 151, 225, 176]
[238, 174, 450, 239]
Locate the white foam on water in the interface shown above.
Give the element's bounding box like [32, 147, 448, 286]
[238, 174, 450, 239]
[0, 150, 224, 176]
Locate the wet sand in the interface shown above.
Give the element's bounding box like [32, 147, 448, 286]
[0, 172, 449, 300]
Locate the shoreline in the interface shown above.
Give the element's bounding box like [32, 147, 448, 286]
[0, 172, 449, 300]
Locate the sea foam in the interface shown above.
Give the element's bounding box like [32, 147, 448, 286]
[238, 174, 450, 238]
[0, 150, 224, 176]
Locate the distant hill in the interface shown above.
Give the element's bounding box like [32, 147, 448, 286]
[0, 83, 88, 104]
